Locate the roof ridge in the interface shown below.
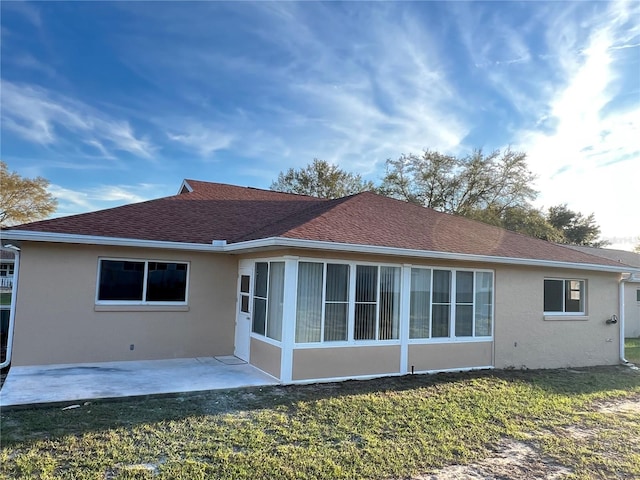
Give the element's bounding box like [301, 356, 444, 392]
[185, 179, 324, 200]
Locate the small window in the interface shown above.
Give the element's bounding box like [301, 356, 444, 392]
[636, 289, 640, 303]
[544, 279, 585, 314]
[97, 259, 188, 303]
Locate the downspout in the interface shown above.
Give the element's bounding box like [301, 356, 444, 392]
[619, 277, 628, 364]
[0, 245, 19, 369]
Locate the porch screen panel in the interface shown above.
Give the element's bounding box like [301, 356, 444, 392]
[266, 262, 285, 341]
[455, 271, 474, 337]
[432, 270, 451, 338]
[252, 262, 268, 335]
[355, 265, 377, 340]
[379, 266, 400, 340]
[475, 272, 493, 336]
[410, 268, 431, 339]
[324, 264, 349, 341]
[296, 262, 323, 343]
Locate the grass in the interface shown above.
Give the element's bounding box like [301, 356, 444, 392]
[626, 337, 640, 364]
[1, 366, 639, 480]
[0, 293, 11, 306]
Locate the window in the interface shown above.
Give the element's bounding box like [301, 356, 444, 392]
[637, 289, 640, 303]
[544, 279, 585, 314]
[296, 262, 349, 343]
[239, 275, 250, 313]
[410, 268, 493, 340]
[97, 259, 188, 303]
[295, 262, 400, 344]
[252, 262, 284, 341]
[0, 263, 14, 277]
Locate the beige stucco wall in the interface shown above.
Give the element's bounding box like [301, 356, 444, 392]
[11, 242, 238, 366]
[243, 251, 622, 371]
[625, 283, 640, 338]
[249, 337, 281, 379]
[494, 266, 620, 369]
[408, 342, 493, 372]
[292, 345, 400, 380]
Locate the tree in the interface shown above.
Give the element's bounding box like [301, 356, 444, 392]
[271, 159, 375, 199]
[379, 148, 537, 215]
[0, 161, 57, 227]
[634, 238, 640, 254]
[470, 205, 564, 242]
[547, 204, 609, 247]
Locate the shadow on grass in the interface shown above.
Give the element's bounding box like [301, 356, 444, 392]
[1, 365, 638, 448]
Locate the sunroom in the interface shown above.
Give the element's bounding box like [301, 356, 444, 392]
[237, 255, 495, 383]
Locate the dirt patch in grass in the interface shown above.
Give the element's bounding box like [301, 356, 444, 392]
[417, 439, 572, 479]
[596, 394, 640, 414]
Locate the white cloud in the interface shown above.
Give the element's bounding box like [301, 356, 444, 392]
[513, 1, 640, 239]
[49, 183, 166, 217]
[167, 125, 234, 158]
[0, 81, 156, 159]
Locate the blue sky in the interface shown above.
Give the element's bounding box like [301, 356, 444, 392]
[1, 1, 638, 249]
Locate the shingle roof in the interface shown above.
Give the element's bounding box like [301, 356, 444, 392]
[6, 179, 625, 268]
[563, 245, 640, 268]
[9, 180, 326, 244]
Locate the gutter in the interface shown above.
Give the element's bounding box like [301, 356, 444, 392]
[0, 245, 19, 369]
[2, 230, 638, 275]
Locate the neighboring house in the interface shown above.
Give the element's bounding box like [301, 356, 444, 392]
[565, 245, 640, 338]
[1, 180, 637, 381]
[0, 250, 15, 290]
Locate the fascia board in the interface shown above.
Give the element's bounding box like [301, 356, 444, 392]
[1, 230, 224, 252]
[3, 230, 637, 274]
[224, 237, 639, 274]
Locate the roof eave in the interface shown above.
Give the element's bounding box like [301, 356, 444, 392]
[2, 230, 636, 274]
[224, 237, 638, 274]
[1, 230, 225, 253]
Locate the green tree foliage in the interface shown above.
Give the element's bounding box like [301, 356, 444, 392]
[272, 151, 609, 247]
[634, 238, 640, 254]
[547, 204, 609, 247]
[470, 206, 565, 243]
[271, 158, 375, 199]
[0, 161, 57, 227]
[379, 148, 537, 215]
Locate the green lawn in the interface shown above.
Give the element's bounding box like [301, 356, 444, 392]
[626, 337, 640, 364]
[1, 366, 639, 480]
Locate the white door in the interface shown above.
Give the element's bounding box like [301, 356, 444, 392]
[234, 267, 252, 361]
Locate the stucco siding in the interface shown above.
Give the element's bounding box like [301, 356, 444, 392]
[249, 337, 281, 379]
[292, 345, 400, 381]
[11, 242, 237, 366]
[408, 342, 492, 372]
[493, 266, 620, 369]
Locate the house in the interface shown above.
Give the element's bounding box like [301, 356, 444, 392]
[1, 180, 637, 381]
[564, 245, 640, 338]
[0, 250, 15, 290]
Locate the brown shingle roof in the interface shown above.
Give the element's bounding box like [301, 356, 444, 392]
[7, 179, 624, 268]
[10, 180, 326, 244]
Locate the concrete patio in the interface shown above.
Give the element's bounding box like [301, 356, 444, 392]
[0, 356, 279, 408]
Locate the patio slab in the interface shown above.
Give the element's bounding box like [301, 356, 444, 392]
[0, 357, 279, 408]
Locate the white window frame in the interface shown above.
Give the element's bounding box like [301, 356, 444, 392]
[408, 267, 495, 344]
[95, 257, 190, 306]
[543, 278, 586, 316]
[294, 259, 403, 347]
[293, 258, 493, 348]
